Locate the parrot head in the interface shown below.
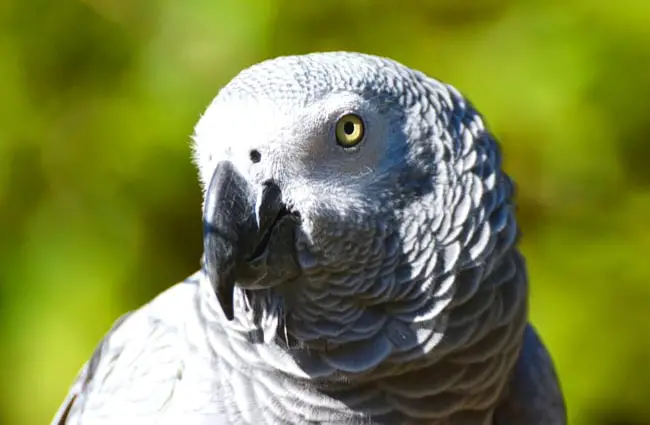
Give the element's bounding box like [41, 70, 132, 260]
[192, 52, 518, 362]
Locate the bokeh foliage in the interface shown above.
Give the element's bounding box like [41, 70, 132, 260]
[1, 1, 649, 424]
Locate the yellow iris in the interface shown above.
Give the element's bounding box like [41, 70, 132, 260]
[335, 114, 365, 147]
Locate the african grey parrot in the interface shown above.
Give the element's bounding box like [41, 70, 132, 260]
[52, 52, 566, 424]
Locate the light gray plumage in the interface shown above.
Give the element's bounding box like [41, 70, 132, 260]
[52, 52, 566, 425]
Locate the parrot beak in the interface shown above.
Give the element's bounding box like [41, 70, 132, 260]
[250, 181, 285, 260]
[202, 161, 287, 321]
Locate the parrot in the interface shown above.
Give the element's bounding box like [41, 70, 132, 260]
[51, 51, 567, 425]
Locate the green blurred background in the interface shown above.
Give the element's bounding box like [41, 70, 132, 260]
[1, 0, 649, 424]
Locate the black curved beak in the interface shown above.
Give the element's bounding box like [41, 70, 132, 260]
[202, 161, 284, 321]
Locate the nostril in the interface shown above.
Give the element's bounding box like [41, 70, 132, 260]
[249, 149, 261, 164]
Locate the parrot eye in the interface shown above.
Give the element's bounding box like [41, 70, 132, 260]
[335, 113, 365, 147]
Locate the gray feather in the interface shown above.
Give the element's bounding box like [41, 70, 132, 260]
[494, 324, 567, 424]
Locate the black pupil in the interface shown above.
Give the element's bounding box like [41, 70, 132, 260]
[343, 121, 355, 135]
